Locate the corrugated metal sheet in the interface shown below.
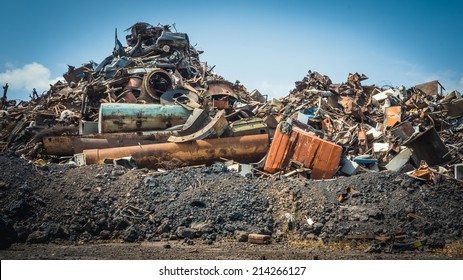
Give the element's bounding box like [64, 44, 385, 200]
[264, 123, 342, 179]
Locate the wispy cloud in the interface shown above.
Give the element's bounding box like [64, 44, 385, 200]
[0, 62, 61, 100]
[390, 59, 462, 93]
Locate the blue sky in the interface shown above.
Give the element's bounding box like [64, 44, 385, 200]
[0, 0, 462, 101]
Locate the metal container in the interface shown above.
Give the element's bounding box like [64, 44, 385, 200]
[98, 103, 191, 133]
[264, 122, 342, 179]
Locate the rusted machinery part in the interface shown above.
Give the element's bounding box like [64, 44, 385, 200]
[206, 80, 238, 99]
[140, 68, 173, 102]
[167, 109, 227, 143]
[177, 108, 210, 137]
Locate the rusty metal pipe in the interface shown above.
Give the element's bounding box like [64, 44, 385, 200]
[98, 103, 191, 133]
[73, 138, 158, 154]
[42, 131, 177, 156]
[82, 134, 269, 168]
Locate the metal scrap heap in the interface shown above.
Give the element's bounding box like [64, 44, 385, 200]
[0, 22, 462, 182]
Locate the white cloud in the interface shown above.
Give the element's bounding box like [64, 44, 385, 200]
[0, 62, 61, 100]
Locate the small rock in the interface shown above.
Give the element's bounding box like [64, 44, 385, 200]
[306, 233, 316, 240]
[122, 226, 139, 242]
[224, 224, 236, 232]
[235, 230, 248, 242]
[400, 179, 413, 188]
[312, 223, 324, 235]
[176, 227, 197, 239]
[156, 219, 170, 234]
[163, 243, 171, 249]
[113, 218, 130, 230]
[27, 231, 48, 243]
[99, 230, 111, 240]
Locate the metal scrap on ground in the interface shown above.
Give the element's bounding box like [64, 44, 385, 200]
[0, 22, 462, 182]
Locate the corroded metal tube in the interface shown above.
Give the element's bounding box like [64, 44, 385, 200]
[98, 103, 191, 133]
[82, 134, 269, 168]
[42, 131, 176, 156]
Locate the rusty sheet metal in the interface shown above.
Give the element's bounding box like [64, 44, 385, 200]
[409, 161, 436, 182]
[384, 106, 401, 127]
[414, 80, 444, 96]
[98, 103, 191, 133]
[403, 127, 451, 166]
[83, 134, 269, 168]
[442, 98, 463, 118]
[167, 110, 228, 143]
[264, 122, 342, 179]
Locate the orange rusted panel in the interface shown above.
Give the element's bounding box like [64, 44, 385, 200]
[384, 106, 401, 127]
[264, 122, 342, 179]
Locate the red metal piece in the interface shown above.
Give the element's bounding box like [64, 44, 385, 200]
[264, 122, 342, 179]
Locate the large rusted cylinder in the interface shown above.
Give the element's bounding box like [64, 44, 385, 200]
[98, 103, 191, 133]
[83, 134, 269, 168]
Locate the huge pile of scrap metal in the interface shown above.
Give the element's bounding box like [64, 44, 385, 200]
[0, 22, 462, 181]
[261, 70, 463, 181]
[0, 22, 271, 168]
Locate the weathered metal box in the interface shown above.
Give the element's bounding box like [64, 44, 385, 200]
[264, 121, 342, 179]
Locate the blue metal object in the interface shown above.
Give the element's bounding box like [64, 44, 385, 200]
[352, 157, 378, 164]
[297, 108, 317, 124]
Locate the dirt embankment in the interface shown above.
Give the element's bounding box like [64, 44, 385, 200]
[1, 154, 462, 258]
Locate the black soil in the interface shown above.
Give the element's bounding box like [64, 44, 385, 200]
[0, 154, 462, 255]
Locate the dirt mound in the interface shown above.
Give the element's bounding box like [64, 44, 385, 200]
[0, 155, 462, 252]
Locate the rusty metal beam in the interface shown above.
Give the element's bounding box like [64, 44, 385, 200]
[82, 134, 269, 168]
